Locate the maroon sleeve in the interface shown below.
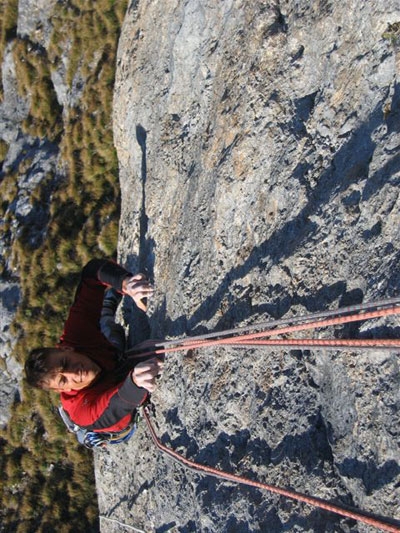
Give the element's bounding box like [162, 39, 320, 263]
[59, 259, 131, 352]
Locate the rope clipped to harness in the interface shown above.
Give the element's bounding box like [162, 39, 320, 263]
[142, 407, 400, 533]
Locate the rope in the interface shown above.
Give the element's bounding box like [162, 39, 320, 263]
[128, 304, 400, 358]
[133, 300, 400, 531]
[126, 296, 400, 354]
[142, 408, 400, 532]
[226, 338, 400, 348]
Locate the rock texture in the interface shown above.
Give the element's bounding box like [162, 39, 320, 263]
[0, 281, 21, 427]
[102, 0, 400, 531]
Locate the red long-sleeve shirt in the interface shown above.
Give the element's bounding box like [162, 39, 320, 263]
[58, 259, 148, 433]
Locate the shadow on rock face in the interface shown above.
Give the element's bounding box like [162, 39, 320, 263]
[115, 72, 400, 531]
[139, 95, 394, 343]
[337, 458, 400, 495]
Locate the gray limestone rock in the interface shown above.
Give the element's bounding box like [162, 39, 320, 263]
[0, 281, 21, 428]
[0, 43, 30, 135]
[17, 0, 57, 48]
[96, 1, 400, 532]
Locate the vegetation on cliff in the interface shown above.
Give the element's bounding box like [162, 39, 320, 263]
[0, 1, 127, 531]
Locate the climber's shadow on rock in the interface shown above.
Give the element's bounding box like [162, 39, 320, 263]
[152, 86, 400, 340]
[122, 124, 156, 346]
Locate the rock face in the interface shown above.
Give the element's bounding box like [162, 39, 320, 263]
[99, 1, 400, 531]
[0, 281, 21, 428]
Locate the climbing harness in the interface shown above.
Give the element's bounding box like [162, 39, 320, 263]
[129, 298, 400, 532]
[58, 406, 139, 449]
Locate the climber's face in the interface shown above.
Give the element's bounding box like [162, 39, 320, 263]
[42, 348, 101, 392]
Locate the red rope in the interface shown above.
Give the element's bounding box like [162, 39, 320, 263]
[136, 302, 400, 529]
[132, 305, 400, 358]
[142, 408, 400, 532]
[125, 297, 400, 354]
[171, 305, 400, 350]
[227, 338, 400, 348]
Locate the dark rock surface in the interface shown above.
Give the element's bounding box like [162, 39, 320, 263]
[96, 1, 400, 532]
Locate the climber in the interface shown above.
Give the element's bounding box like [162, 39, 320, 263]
[24, 258, 163, 446]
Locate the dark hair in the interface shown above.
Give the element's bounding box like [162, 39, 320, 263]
[24, 348, 58, 389]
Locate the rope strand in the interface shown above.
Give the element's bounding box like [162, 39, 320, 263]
[125, 296, 400, 354]
[99, 515, 145, 532]
[142, 408, 400, 533]
[129, 304, 400, 358]
[227, 338, 400, 348]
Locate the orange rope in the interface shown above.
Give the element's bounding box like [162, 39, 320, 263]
[143, 408, 400, 532]
[173, 305, 400, 350]
[136, 303, 400, 530]
[227, 338, 400, 348]
[125, 297, 400, 355]
[132, 305, 400, 358]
